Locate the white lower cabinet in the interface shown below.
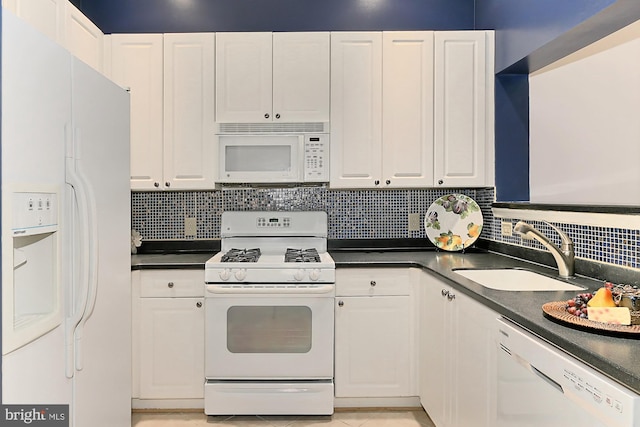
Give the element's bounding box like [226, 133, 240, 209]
[334, 268, 418, 399]
[419, 271, 498, 427]
[132, 270, 205, 408]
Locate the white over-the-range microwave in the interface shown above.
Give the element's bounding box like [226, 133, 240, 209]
[217, 133, 329, 184]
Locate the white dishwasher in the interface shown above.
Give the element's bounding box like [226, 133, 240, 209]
[496, 318, 640, 427]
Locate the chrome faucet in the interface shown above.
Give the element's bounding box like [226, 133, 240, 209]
[513, 221, 575, 278]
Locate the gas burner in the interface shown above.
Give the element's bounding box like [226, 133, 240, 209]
[285, 248, 321, 263]
[221, 248, 261, 263]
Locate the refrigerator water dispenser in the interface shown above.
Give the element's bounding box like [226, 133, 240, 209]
[2, 190, 61, 355]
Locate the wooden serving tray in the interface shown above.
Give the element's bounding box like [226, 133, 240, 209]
[542, 301, 640, 336]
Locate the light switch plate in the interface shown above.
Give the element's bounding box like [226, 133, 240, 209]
[408, 213, 421, 232]
[185, 217, 197, 237]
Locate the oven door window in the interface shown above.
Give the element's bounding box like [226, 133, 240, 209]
[227, 306, 312, 353]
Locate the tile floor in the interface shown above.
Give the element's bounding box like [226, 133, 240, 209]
[132, 409, 435, 427]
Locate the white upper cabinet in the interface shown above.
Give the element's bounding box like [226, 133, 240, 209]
[3, 0, 105, 74]
[272, 32, 330, 123]
[434, 31, 494, 187]
[331, 30, 494, 189]
[330, 32, 383, 188]
[215, 32, 330, 125]
[215, 32, 273, 123]
[2, 0, 66, 45]
[382, 32, 435, 187]
[64, 1, 104, 73]
[163, 33, 216, 190]
[331, 31, 433, 189]
[110, 33, 216, 190]
[109, 34, 164, 190]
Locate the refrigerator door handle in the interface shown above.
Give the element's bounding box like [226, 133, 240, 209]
[65, 164, 88, 378]
[64, 128, 99, 377]
[73, 141, 100, 372]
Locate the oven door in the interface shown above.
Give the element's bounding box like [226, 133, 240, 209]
[205, 293, 334, 379]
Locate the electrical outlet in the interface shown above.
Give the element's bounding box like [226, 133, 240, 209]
[501, 221, 512, 237]
[408, 213, 421, 232]
[184, 217, 197, 237]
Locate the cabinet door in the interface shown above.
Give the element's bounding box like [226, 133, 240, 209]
[110, 34, 164, 190]
[450, 291, 497, 427]
[330, 32, 383, 188]
[272, 32, 330, 123]
[64, 2, 104, 73]
[382, 31, 434, 188]
[3, 0, 65, 44]
[419, 278, 450, 427]
[215, 32, 272, 123]
[163, 33, 216, 190]
[139, 297, 205, 399]
[335, 296, 411, 397]
[434, 31, 488, 187]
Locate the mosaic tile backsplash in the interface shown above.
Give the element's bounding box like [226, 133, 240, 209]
[131, 186, 639, 269]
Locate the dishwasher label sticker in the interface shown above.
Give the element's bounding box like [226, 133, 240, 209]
[2, 405, 68, 426]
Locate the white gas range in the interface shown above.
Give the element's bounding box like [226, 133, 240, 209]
[204, 211, 335, 416]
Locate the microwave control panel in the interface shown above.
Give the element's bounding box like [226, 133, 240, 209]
[303, 134, 329, 182]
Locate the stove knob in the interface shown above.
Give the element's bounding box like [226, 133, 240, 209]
[294, 269, 306, 281]
[309, 269, 321, 281]
[219, 269, 231, 281]
[234, 268, 247, 281]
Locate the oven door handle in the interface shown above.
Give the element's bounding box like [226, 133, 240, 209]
[206, 284, 335, 294]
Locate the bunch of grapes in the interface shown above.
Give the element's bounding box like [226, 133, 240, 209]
[565, 282, 617, 318]
[565, 293, 593, 318]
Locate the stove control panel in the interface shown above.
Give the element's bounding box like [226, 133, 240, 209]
[257, 216, 291, 228]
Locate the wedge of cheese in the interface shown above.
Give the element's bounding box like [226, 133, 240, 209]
[587, 307, 631, 325]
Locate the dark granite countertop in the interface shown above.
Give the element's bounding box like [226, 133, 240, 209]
[130, 248, 640, 396]
[131, 253, 215, 269]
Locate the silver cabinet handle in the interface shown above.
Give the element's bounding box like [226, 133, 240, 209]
[165, 182, 170, 187]
[447, 293, 456, 301]
[167, 282, 174, 288]
[196, 301, 202, 308]
[441, 289, 449, 297]
[275, 113, 281, 119]
[338, 300, 344, 307]
[370, 281, 376, 287]
[385, 180, 391, 185]
[154, 182, 160, 188]
[438, 179, 444, 185]
[374, 180, 380, 185]
[264, 113, 270, 119]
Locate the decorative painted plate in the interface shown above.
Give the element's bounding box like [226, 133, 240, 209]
[424, 194, 483, 251]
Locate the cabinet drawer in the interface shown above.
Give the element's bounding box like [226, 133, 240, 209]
[336, 268, 411, 296]
[139, 269, 204, 298]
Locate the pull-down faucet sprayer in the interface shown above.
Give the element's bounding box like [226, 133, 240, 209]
[513, 221, 575, 278]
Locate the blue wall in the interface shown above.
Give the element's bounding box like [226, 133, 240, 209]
[74, 0, 474, 34]
[494, 75, 528, 201]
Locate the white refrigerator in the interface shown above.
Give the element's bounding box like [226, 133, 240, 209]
[2, 10, 132, 427]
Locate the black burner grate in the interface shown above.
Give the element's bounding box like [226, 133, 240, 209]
[285, 248, 321, 263]
[221, 248, 261, 263]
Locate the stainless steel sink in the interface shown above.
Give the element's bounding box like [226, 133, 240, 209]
[452, 268, 585, 291]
